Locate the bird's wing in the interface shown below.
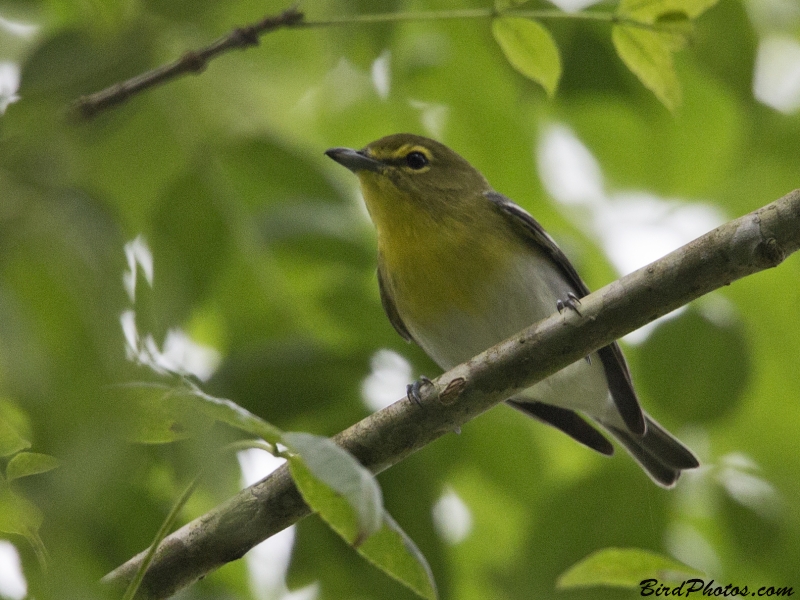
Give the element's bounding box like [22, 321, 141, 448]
[377, 262, 416, 343]
[485, 191, 646, 436]
[485, 191, 591, 295]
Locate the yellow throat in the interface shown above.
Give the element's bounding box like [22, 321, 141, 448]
[357, 170, 521, 325]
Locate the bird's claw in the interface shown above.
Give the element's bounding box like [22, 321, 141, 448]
[556, 292, 582, 316]
[406, 375, 433, 407]
[557, 293, 589, 362]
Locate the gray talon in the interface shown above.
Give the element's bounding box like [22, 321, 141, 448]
[557, 292, 582, 316]
[406, 376, 433, 407]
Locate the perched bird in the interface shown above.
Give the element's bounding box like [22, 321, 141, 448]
[326, 134, 698, 487]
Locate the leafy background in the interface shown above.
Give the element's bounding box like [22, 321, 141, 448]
[1, 0, 799, 598]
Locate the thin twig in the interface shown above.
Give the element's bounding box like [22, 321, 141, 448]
[69, 6, 304, 119]
[121, 475, 201, 600]
[297, 8, 628, 27]
[69, 4, 671, 120]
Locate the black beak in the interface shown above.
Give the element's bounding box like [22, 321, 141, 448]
[325, 147, 383, 173]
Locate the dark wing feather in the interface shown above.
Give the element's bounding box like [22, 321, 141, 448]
[596, 344, 645, 434]
[377, 262, 415, 343]
[485, 191, 590, 295]
[485, 191, 646, 436]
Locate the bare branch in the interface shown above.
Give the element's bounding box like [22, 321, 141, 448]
[69, 6, 304, 119]
[103, 189, 800, 598]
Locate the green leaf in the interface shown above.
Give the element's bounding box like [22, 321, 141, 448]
[285, 432, 382, 544]
[612, 25, 681, 110]
[492, 17, 561, 97]
[121, 381, 283, 446]
[614, 0, 716, 103]
[654, 12, 694, 50]
[6, 452, 60, 481]
[289, 455, 361, 540]
[119, 382, 214, 444]
[557, 548, 704, 589]
[0, 417, 30, 458]
[358, 513, 437, 600]
[618, 0, 720, 20]
[182, 385, 284, 446]
[287, 446, 437, 600]
[0, 483, 43, 538]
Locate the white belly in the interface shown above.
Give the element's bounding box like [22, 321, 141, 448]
[400, 254, 618, 423]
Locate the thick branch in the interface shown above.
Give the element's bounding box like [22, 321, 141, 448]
[104, 190, 800, 598]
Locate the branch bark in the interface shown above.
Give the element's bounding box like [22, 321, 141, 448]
[103, 189, 800, 598]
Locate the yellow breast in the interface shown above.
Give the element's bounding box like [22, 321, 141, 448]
[359, 172, 521, 325]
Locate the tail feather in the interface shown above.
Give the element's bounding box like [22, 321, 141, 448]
[605, 414, 699, 488]
[508, 400, 614, 456]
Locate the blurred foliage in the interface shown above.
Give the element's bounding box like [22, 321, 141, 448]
[1, 0, 800, 599]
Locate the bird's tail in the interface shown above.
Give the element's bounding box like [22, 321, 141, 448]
[605, 413, 699, 488]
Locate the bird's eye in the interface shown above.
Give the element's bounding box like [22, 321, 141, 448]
[405, 151, 429, 170]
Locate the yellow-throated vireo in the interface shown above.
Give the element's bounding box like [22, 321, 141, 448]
[326, 133, 698, 487]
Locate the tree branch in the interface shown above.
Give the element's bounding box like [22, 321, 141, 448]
[103, 189, 800, 598]
[68, 5, 669, 120]
[69, 6, 304, 119]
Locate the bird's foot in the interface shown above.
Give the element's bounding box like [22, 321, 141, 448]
[556, 292, 582, 316]
[556, 293, 590, 363]
[406, 375, 433, 407]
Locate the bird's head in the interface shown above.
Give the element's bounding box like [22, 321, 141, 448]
[325, 134, 491, 229]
